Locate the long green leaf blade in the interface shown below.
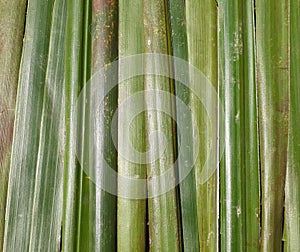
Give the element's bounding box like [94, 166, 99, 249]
[218, 0, 244, 250]
[256, 0, 290, 250]
[117, 0, 146, 250]
[27, 0, 67, 250]
[0, 0, 26, 248]
[168, 0, 200, 250]
[77, 0, 92, 251]
[144, 0, 181, 250]
[4, 0, 66, 250]
[186, 0, 219, 250]
[3, 0, 55, 249]
[90, 0, 118, 250]
[285, 0, 300, 250]
[242, 0, 260, 250]
[63, 0, 84, 250]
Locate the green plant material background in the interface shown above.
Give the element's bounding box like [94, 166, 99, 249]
[1, 0, 299, 251]
[0, 0, 27, 248]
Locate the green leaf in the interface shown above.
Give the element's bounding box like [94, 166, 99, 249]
[242, 0, 260, 250]
[77, 0, 92, 251]
[143, 0, 181, 250]
[88, 0, 119, 250]
[218, 0, 244, 250]
[256, 0, 290, 250]
[62, 0, 84, 250]
[168, 0, 200, 250]
[117, 0, 147, 250]
[285, 0, 300, 250]
[3, 0, 66, 250]
[0, 0, 27, 249]
[186, 0, 219, 250]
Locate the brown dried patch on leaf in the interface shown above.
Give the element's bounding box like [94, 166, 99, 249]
[0, 109, 14, 165]
[93, 0, 116, 14]
[0, 36, 3, 56]
[92, 0, 118, 69]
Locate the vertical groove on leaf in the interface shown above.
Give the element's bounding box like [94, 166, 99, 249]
[168, 0, 200, 250]
[0, 0, 27, 249]
[218, 0, 244, 250]
[285, 0, 300, 250]
[186, 0, 218, 250]
[256, 0, 290, 250]
[3, 0, 56, 250]
[143, 0, 181, 250]
[90, 0, 118, 251]
[117, 0, 146, 250]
